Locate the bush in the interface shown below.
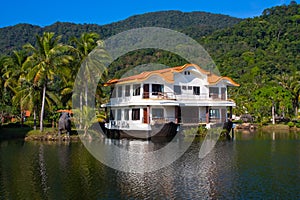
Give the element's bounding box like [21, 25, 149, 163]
[287, 121, 295, 128]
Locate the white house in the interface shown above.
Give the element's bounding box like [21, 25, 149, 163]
[102, 64, 239, 138]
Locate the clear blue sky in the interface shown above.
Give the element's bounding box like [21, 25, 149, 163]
[0, 0, 294, 28]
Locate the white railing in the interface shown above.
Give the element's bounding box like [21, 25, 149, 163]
[108, 92, 230, 104]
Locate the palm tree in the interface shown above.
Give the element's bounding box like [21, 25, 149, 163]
[23, 32, 73, 132]
[276, 72, 300, 116]
[12, 82, 40, 129]
[2, 50, 28, 125]
[69, 32, 100, 107]
[2, 50, 27, 93]
[70, 33, 110, 132]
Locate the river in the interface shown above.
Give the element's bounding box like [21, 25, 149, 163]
[1, 131, 300, 199]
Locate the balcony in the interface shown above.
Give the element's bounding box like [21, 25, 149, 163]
[143, 92, 176, 100]
[209, 93, 227, 100]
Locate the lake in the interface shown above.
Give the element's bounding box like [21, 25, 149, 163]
[1, 131, 300, 199]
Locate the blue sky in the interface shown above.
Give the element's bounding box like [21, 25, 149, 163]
[0, 0, 293, 28]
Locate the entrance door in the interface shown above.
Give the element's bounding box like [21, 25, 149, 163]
[175, 106, 181, 124]
[143, 84, 149, 98]
[143, 107, 149, 124]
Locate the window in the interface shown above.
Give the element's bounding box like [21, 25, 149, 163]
[125, 85, 130, 97]
[152, 108, 164, 119]
[188, 86, 192, 90]
[117, 109, 121, 120]
[221, 88, 226, 100]
[117, 86, 122, 97]
[182, 85, 187, 90]
[133, 84, 141, 96]
[209, 109, 220, 119]
[110, 110, 115, 120]
[174, 85, 181, 95]
[209, 87, 219, 99]
[152, 84, 163, 95]
[184, 71, 190, 75]
[124, 109, 129, 120]
[111, 87, 116, 98]
[132, 108, 140, 120]
[193, 86, 200, 95]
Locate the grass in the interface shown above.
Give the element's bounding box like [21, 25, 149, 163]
[0, 122, 78, 140]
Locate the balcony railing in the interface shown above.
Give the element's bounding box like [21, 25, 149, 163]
[142, 92, 176, 100]
[109, 92, 230, 104]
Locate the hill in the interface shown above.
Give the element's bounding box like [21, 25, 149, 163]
[199, 2, 300, 117]
[200, 3, 300, 81]
[0, 10, 241, 55]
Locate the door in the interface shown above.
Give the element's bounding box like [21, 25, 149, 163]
[143, 84, 149, 98]
[143, 107, 149, 124]
[175, 106, 181, 123]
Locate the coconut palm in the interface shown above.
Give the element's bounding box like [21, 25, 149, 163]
[70, 33, 110, 132]
[276, 72, 300, 116]
[2, 50, 28, 124]
[68, 32, 101, 106]
[23, 32, 73, 132]
[2, 50, 27, 94]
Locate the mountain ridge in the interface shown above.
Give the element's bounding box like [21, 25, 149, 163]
[0, 10, 242, 55]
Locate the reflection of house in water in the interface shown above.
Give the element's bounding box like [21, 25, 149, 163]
[115, 139, 178, 199]
[103, 64, 239, 138]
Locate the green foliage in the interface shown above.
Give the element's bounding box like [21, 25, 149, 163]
[1, 5, 300, 126]
[0, 11, 241, 56]
[287, 121, 295, 128]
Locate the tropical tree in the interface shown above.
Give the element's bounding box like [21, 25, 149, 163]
[23, 32, 73, 132]
[276, 72, 300, 117]
[70, 33, 110, 132]
[12, 82, 40, 129]
[2, 50, 28, 93]
[69, 32, 100, 107]
[2, 50, 28, 125]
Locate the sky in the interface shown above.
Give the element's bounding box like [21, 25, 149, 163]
[0, 0, 294, 28]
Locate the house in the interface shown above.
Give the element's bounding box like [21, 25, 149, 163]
[102, 64, 239, 138]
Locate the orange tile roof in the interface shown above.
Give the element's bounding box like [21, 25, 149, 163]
[105, 64, 239, 86]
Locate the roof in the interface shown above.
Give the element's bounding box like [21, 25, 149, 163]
[105, 64, 239, 86]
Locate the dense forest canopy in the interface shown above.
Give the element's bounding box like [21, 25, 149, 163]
[0, 3, 300, 130]
[198, 3, 300, 120]
[0, 11, 241, 55]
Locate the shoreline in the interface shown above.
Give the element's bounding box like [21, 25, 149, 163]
[1, 124, 300, 141]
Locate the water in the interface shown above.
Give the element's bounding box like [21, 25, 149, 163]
[1, 131, 300, 199]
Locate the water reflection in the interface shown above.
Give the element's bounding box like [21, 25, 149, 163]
[1, 131, 300, 199]
[82, 134, 190, 173]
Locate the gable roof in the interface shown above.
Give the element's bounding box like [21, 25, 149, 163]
[105, 64, 239, 86]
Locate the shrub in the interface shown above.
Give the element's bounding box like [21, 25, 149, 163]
[287, 121, 295, 128]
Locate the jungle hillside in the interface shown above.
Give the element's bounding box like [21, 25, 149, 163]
[0, 3, 300, 131]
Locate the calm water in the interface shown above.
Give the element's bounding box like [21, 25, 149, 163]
[1, 131, 300, 199]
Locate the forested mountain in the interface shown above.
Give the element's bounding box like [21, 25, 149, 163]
[1, 3, 300, 126]
[200, 3, 300, 81]
[198, 3, 300, 118]
[0, 10, 241, 55]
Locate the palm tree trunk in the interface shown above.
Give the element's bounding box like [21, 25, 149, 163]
[85, 82, 88, 106]
[33, 108, 37, 130]
[40, 84, 46, 132]
[79, 92, 83, 129]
